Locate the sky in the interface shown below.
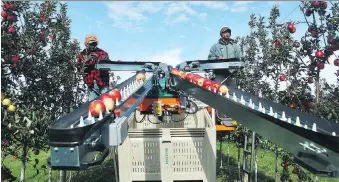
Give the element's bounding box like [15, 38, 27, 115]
[64, 1, 338, 86]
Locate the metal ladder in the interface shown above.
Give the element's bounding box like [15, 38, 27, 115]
[242, 131, 256, 182]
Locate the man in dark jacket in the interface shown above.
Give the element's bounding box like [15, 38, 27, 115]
[208, 26, 242, 60]
[207, 26, 244, 87]
[77, 34, 110, 101]
[208, 26, 243, 121]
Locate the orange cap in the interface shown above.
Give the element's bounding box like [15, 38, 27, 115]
[85, 34, 98, 45]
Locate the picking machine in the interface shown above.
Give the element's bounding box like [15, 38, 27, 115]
[47, 59, 339, 181]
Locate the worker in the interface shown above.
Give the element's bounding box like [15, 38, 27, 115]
[208, 26, 243, 121]
[207, 26, 243, 88]
[208, 26, 243, 60]
[77, 34, 110, 101]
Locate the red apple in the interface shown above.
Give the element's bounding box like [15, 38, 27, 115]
[305, 9, 312, 16]
[327, 37, 334, 44]
[100, 93, 115, 111]
[279, 75, 286, 81]
[320, 1, 327, 9]
[287, 24, 294, 32]
[1, 11, 7, 18]
[41, 16, 47, 21]
[312, 1, 320, 8]
[6, 4, 16, 10]
[334, 59, 339, 66]
[317, 63, 325, 70]
[274, 40, 280, 48]
[329, 44, 339, 52]
[311, 31, 318, 38]
[136, 73, 146, 82]
[315, 49, 325, 59]
[6, 15, 17, 22]
[219, 85, 229, 95]
[185, 72, 194, 81]
[192, 74, 202, 84]
[203, 79, 213, 88]
[10, 54, 20, 64]
[109, 89, 121, 102]
[7, 26, 15, 33]
[89, 100, 106, 117]
[291, 26, 296, 33]
[212, 82, 221, 92]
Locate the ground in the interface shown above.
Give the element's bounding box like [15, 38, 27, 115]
[2, 142, 338, 182]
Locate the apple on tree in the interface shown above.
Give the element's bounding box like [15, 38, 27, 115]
[279, 75, 286, 81]
[315, 49, 325, 59]
[287, 24, 296, 33]
[334, 59, 339, 66]
[317, 63, 325, 70]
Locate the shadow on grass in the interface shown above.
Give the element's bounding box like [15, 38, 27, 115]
[216, 149, 276, 182]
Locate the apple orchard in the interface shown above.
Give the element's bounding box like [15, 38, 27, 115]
[1, 1, 339, 182]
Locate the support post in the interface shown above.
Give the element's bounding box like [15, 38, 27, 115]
[275, 150, 279, 182]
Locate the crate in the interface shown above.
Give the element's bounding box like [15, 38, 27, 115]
[118, 108, 216, 182]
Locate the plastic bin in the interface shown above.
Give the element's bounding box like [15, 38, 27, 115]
[118, 108, 216, 182]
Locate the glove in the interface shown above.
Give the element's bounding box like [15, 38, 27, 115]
[85, 52, 97, 62]
[82, 53, 97, 70]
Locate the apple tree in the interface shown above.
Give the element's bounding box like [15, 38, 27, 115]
[298, 1, 339, 122]
[233, 1, 339, 182]
[1, 1, 84, 181]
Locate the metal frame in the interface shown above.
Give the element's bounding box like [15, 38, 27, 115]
[48, 59, 339, 178]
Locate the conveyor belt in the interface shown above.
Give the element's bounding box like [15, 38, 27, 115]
[48, 74, 138, 147]
[169, 74, 339, 177]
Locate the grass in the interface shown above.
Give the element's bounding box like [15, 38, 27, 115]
[215, 142, 339, 182]
[2, 143, 339, 182]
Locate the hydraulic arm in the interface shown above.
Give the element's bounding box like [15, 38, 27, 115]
[47, 59, 339, 178]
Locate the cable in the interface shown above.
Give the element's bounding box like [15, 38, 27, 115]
[278, 5, 299, 25]
[147, 114, 162, 124]
[134, 104, 153, 123]
[170, 100, 198, 122]
[186, 100, 199, 114]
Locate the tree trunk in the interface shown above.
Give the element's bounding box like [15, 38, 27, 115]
[275, 150, 279, 182]
[315, 80, 320, 103]
[20, 140, 28, 182]
[315, 71, 320, 103]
